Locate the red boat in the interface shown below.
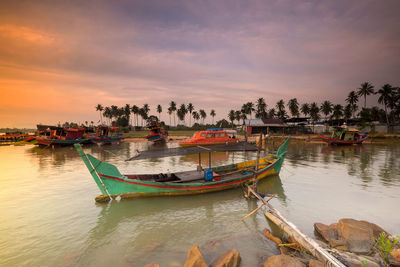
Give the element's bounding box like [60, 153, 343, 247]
[35, 127, 90, 147]
[146, 123, 168, 143]
[318, 127, 368, 145]
[179, 128, 238, 147]
[87, 126, 123, 145]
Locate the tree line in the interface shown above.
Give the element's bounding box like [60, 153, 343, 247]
[226, 82, 400, 127]
[95, 102, 216, 128]
[95, 82, 400, 128]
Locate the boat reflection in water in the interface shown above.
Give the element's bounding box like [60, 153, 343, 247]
[80, 176, 286, 266]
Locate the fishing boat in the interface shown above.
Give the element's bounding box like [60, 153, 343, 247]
[74, 137, 290, 202]
[35, 127, 90, 147]
[87, 126, 123, 145]
[145, 122, 168, 143]
[318, 127, 367, 145]
[179, 128, 239, 147]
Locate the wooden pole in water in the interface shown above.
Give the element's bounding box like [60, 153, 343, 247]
[253, 133, 263, 191]
[247, 186, 346, 267]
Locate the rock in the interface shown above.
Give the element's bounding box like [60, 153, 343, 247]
[145, 264, 160, 267]
[308, 259, 324, 267]
[329, 239, 349, 251]
[263, 228, 282, 246]
[359, 220, 389, 238]
[261, 254, 306, 267]
[331, 249, 380, 267]
[337, 218, 375, 254]
[211, 249, 241, 267]
[314, 222, 338, 242]
[391, 248, 400, 263]
[184, 245, 207, 267]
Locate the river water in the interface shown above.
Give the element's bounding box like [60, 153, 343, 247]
[1, 140, 399, 266]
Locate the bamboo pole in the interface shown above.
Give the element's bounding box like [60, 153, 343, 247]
[252, 133, 263, 191]
[247, 186, 346, 267]
[241, 194, 276, 221]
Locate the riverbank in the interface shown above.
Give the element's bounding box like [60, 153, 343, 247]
[122, 130, 400, 144]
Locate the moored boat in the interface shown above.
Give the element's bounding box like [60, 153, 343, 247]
[35, 127, 90, 147]
[74, 137, 290, 202]
[179, 128, 238, 147]
[318, 127, 367, 145]
[87, 126, 123, 145]
[145, 122, 168, 143]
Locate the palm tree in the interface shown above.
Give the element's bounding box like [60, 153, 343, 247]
[309, 102, 320, 132]
[288, 98, 299, 118]
[157, 104, 162, 121]
[320, 101, 333, 123]
[178, 104, 187, 125]
[357, 82, 374, 108]
[377, 84, 393, 125]
[344, 104, 352, 122]
[276, 99, 286, 120]
[167, 107, 173, 126]
[256, 98, 267, 119]
[234, 110, 241, 125]
[332, 104, 343, 125]
[247, 102, 255, 119]
[346, 91, 358, 118]
[210, 109, 216, 125]
[124, 104, 131, 125]
[228, 110, 235, 129]
[199, 109, 207, 124]
[169, 101, 177, 126]
[192, 111, 200, 125]
[131, 105, 139, 127]
[301, 103, 310, 117]
[95, 104, 104, 124]
[103, 106, 112, 125]
[268, 108, 276, 118]
[187, 103, 194, 126]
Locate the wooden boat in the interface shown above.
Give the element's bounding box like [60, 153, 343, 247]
[145, 122, 168, 143]
[179, 128, 239, 147]
[87, 126, 123, 145]
[318, 127, 367, 145]
[74, 137, 290, 202]
[35, 127, 90, 147]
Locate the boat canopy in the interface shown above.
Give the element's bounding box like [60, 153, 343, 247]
[206, 128, 223, 131]
[127, 141, 259, 161]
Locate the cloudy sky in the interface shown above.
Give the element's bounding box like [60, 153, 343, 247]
[1, 0, 399, 127]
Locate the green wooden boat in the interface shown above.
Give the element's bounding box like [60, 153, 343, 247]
[75, 137, 290, 202]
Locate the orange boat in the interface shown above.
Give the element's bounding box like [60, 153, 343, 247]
[179, 128, 239, 147]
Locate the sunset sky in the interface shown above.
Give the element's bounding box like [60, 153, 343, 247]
[1, 0, 399, 128]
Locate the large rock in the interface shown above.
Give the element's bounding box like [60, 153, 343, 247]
[391, 248, 400, 263]
[314, 222, 338, 242]
[145, 264, 160, 267]
[331, 249, 380, 267]
[337, 219, 375, 254]
[211, 249, 241, 267]
[261, 254, 306, 267]
[184, 245, 207, 267]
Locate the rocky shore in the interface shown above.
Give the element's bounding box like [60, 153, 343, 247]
[144, 218, 399, 267]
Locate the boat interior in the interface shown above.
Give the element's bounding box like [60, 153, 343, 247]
[124, 157, 275, 184]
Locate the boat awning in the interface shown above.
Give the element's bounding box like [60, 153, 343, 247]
[127, 142, 259, 161]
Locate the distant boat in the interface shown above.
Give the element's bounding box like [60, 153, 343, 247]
[318, 127, 367, 145]
[74, 137, 290, 202]
[179, 128, 239, 147]
[35, 127, 90, 147]
[87, 126, 123, 145]
[145, 122, 168, 143]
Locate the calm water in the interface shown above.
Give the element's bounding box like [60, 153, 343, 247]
[0, 140, 399, 266]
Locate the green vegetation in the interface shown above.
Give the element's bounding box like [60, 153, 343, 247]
[375, 232, 399, 267]
[93, 82, 400, 131]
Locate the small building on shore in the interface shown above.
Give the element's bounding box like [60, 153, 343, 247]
[244, 119, 288, 135]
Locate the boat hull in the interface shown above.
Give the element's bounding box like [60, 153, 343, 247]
[179, 140, 239, 147]
[317, 135, 367, 145]
[36, 137, 90, 147]
[75, 137, 290, 201]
